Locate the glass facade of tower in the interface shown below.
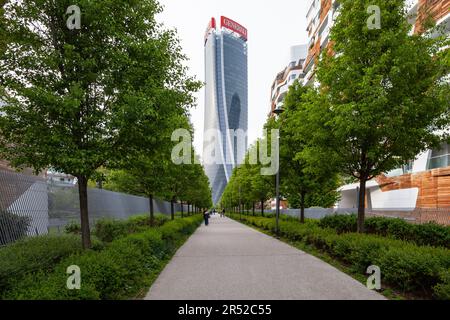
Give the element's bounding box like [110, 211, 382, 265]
[203, 22, 248, 205]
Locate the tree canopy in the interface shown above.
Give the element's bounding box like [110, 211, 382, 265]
[0, 0, 202, 248]
[313, 0, 449, 231]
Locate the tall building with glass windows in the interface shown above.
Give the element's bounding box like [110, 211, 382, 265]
[203, 16, 248, 205]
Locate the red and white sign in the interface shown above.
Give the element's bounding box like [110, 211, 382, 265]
[204, 17, 216, 44]
[220, 16, 247, 41]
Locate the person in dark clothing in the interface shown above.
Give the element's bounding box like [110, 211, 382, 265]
[221, 209, 225, 218]
[203, 210, 210, 226]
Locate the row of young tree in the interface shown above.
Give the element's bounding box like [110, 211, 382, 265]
[95, 146, 212, 224]
[220, 0, 449, 232]
[0, 0, 212, 248]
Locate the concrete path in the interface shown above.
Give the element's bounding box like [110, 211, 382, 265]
[145, 215, 385, 300]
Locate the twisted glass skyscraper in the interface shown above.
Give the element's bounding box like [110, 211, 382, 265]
[203, 17, 248, 205]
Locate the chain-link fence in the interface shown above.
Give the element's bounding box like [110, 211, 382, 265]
[270, 207, 450, 225]
[0, 169, 188, 246]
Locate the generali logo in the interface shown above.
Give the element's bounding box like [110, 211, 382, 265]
[221, 16, 248, 40]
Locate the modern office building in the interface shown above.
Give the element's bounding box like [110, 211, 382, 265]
[203, 17, 248, 205]
[269, 45, 308, 117]
[301, 0, 450, 210]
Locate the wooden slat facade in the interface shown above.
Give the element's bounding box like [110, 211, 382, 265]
[415, 0, 450, 33]
[376, 166, 450, 208]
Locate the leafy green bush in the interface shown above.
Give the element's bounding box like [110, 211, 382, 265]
[319, 214, 450, 248]
[93, 214, 170, 243]
[64, 221, 81, 235]
[93, 219, 130, 243]
[5, 215, 203, 300]
[375, 245, 450, 293]
[319, 214, 357, 233]
[0, 210, 31, 245]
[0, 235, 84, 297]
[433, 269, 450, 300]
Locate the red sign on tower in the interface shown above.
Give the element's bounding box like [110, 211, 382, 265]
[220, 16, 248, 41]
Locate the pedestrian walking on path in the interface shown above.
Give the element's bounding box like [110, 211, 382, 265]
[203, 210, 210, 226]
[221, 209, 225, 218]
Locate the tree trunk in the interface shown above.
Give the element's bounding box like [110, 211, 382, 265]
[181, 201, 184, 218]
[261, 200, 264, 217]
[300, 191, 306, 224]
[252, 202, 255, 216]
[357, 178, 367, 233]
[171, 199, 175, 220]
[149, 194, 154, 226]
[78, 176, 91, 249]
[187, 203, 190, 216]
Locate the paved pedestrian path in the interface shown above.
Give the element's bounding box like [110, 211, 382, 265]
[145, 215, 385, 300]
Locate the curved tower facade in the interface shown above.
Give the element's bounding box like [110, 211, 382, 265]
[203, 17, 248, 205]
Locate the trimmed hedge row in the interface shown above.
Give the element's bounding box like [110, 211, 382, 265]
[64, 214, 170, 242]
[93, 214, 169, 242]
[232, 214, 450, 300]
[3, 215, 202, 300]
[0, 214, 172, 298]
[319, 214, 450, 248]
[0, 235, 104, 297]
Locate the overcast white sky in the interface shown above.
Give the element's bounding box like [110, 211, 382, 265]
[157, 0, 310, 158]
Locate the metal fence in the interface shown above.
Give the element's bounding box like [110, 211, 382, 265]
[0, 169, 189, 246]
[268, 207, 450, 225]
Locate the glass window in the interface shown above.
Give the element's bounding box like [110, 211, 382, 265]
[428, 143, 450, 169]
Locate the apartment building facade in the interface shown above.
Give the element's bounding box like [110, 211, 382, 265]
[269, 45, 308, 116]
[302, 0, 450, 209]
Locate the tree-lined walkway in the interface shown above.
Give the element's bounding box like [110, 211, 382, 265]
[145, 215, 384, 300]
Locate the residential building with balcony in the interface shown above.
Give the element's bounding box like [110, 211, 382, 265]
[269, 44, 308, 117]
[302, 0, 450, 210]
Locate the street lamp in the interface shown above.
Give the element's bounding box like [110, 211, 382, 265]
[273, 104, 284, 238]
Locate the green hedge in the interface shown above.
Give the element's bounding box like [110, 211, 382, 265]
[64, 214, 170, 243]
[318, 214, 450, 248]
[4, 215, 202, 300]
[0, 214, 172, 298]
[232, 214, 450, 299]
[0, 235, 103, 297]
[92, 214, 169, 243]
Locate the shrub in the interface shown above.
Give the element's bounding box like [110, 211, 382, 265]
[0, 210, 31, 245]
[319, 214, 357, 233]
[93, 219, 129, 243]
[0, 235, 84, 297]
[233, 214, 450, 298]
[433, 269, 450, 300]
[412, 223, 450, 248]
[375, 245, 450, 294]
[5, 215, 203, 300]
[93, 214, 170, 243]
[319, 214, 450, 248]
[64, 221, 81, 235]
